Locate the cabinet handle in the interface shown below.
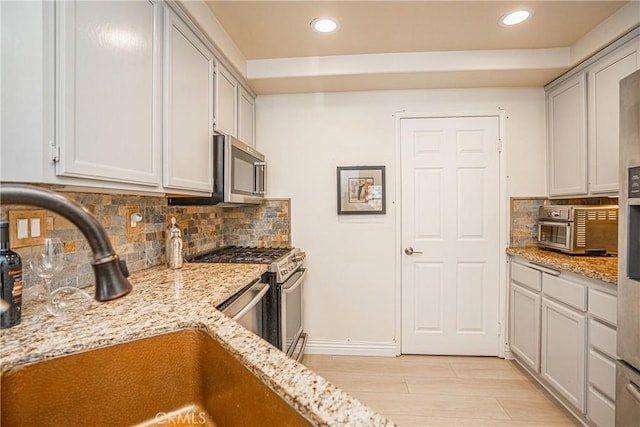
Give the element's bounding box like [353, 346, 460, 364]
[627, 381, 640, 404]
[527, 261, 561, 276]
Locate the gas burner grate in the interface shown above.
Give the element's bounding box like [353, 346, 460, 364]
[189, 246, 292, 264]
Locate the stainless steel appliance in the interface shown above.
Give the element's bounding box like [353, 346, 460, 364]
[616, 68, 640, 425]
[217, 280, 270, 338]
[189, 246, 308, 360]
[537, 205, 618, 255]
[168, 135, 266, 206]
[268, 253, 308, 361]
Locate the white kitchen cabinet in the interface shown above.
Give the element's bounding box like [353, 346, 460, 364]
[162, 7, 214, 193]
[214, 62, 239, 137]
[546, 30, 640, 197]
[541, 296, 587, 412]
[509, 282, 541, 372]
[587, 39, 639, 194]
[586, 289, 618, 427]
[238, 86, 256, 146]
[509, 255, 619, 425]
[56, 0, 162, 187]
[547, 73, 588, 197]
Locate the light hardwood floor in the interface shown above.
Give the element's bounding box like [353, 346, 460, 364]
[301, 354, 581, 427]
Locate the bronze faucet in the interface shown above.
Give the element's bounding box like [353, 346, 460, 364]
[0, 184, 132, 301]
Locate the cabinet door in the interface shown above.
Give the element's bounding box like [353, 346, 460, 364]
[56, 1, 161, 186]
[238, 87, 255, 146]
[547, 74, 588, 197]
[588, 39, 639, 194]
[215, 62, 238, 137]
[163, 8, 214, 192]
[509, 283, 541, 372]
[541, 297, 587, 412]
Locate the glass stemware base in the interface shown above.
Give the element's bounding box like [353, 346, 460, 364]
[46, 287, 93, 317]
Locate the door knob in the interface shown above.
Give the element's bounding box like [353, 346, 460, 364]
[404, 247, 423, 255]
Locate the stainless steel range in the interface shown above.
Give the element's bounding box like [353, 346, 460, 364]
[189, 246, 307, 360]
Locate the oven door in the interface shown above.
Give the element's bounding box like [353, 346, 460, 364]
[537, 221, 573, 252]
[281, 268, 307, 361]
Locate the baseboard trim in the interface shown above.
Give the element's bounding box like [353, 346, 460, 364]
[304, 339, 397, 357]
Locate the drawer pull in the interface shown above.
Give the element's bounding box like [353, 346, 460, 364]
[627, 381, 640, 404]
[528, 261, 561, 276]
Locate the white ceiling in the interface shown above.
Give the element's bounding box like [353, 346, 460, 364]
[203, 1, 634, 94]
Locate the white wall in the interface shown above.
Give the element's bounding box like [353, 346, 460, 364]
[257, 87, 546, 353]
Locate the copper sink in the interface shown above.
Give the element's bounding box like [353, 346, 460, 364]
[1, 329, 311, 426]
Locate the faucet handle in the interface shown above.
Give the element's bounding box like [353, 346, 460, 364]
[118, 259, 130, 278]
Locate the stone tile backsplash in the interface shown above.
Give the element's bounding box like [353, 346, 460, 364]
[0, 188, 290, 291]
[510, 198, 545, 247]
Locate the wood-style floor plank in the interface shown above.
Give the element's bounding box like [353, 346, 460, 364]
[301, 354, 580, 427]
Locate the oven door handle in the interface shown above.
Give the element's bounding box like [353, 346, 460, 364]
[231, 282, 270, 322]
[283, 268, 307, 294]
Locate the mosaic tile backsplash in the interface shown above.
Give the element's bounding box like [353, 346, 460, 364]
[0, 189, 290, 291]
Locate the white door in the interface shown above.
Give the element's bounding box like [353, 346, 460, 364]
[401, 116, 501, 355]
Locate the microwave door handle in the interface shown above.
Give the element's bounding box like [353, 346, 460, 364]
[253, 162, 266, 195]
[263, 163, 267, 196]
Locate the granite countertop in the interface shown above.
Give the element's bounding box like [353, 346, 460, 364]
[506, 246, 617, 285]
[0, 262, 393, 426]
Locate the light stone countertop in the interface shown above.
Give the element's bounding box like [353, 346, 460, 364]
[507, 246, 617, 285]
[0, 262, 393, 427]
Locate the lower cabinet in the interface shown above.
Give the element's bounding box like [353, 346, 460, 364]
[541, 297, 587, 412]
[587, 293, 618, 427]
[508, 256, 618, 426]
[510, 283, 541, 372]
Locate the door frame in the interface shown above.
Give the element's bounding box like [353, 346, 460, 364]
[393, 110, 509, 358]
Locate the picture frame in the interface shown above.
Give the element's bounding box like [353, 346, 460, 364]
[337, 166, 386, 215]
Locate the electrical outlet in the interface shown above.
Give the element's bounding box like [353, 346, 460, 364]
[126, 207, 142, 234]
[8, 209, 47, 248]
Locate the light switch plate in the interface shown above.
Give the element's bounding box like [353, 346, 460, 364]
[8, 209, 47, 248]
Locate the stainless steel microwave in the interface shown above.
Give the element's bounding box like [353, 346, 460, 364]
[537, 205, 618, 255]
[168, 135, 266, 206]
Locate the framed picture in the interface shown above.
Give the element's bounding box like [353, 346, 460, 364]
[337, 166, 386, 215]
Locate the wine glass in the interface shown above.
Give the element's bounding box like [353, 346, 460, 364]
[29, 237, 64, 300]
[47, 286, 93, 317]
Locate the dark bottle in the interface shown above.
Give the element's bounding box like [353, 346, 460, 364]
[0, 220, 22, 328]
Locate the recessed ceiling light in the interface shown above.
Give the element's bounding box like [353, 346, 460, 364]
[500, 9, 533, 26]
[311, 17, 339, 33]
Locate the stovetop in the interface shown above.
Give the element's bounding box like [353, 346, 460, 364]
[189, 246, 293, 264]
[189, 246, 305, 283]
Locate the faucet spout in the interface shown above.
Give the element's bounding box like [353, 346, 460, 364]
[0, 184, 132, 301]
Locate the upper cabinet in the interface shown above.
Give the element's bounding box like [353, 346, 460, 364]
[162, 7, 214, 193]
[214, 62, 239, 138]
[1, 1, 256, 195]
[214, 62, 257, 147]
[238, 87, 256, 147]
[587, 42, 639, 194]
[56, 1, 162, 187]
[546, 31, 640, 197]
[547, 74, 588, 197]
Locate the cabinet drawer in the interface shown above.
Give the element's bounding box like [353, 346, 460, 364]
[543, 274, 587, 311]
[588, 289, 617, 326]
[589, 349, 617, 400]
[589, 318, 617, 359]
[588, 387, 615, 427]
[511, 262, 541, 292]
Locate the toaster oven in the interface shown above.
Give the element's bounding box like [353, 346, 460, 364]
[537, 205, 618, 255]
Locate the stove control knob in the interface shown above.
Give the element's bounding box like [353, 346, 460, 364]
[294, 252, 306, 263]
